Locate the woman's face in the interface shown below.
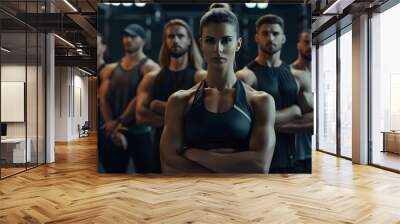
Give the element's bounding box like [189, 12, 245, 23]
[200, 22, 241, 69]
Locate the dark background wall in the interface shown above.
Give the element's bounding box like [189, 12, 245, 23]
[98, 3, 311, 70]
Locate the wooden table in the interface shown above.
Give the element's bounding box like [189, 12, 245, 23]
[381, 131, 400, 154]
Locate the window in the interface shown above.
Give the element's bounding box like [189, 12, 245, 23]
[370, 2, 400, 171]
[339, 28, 352, 158]
[317, 35, 337, 154]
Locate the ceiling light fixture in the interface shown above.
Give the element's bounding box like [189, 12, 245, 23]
[1, 47, 11, 53]
[322, 0, 343, 14]
[63, 0, 78, 12]
[78, 67, 93, 76]
[135, 3, 146, 7]
[257, 3, 269, 9]
[122, 3, 134, 7]
[245, 3, 257, 8]
[54, 34, 75, 48]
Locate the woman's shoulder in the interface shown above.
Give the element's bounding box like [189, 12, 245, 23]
[241, 81, 275, 108]
[168, 82, 202, 106]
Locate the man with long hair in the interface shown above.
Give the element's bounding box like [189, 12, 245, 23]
[136, 19, 206, 172]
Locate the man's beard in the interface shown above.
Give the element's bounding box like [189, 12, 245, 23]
[168, 46, 189, 58]
[125, 45, 140, 54]
[262, 45, 281, 55]
[301, 52, 311, 61]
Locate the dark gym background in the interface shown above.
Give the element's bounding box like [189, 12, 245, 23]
[97, 3, 311, 70]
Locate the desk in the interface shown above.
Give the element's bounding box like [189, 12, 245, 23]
[382, 131, 400, 154]
[1, 138, 31, 163]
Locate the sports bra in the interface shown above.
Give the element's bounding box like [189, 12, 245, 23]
[184, 80, 253, 150]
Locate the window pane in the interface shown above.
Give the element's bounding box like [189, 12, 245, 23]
[312, 45, 317, 150]
[371, 3, 400, 171]
[340, 29, 352, 158]
[1, 31, 28, 177]
[318, 37, 337, 154]
[27, 31, 38, 169]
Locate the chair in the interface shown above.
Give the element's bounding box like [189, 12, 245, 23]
[78, 121, 90, 138]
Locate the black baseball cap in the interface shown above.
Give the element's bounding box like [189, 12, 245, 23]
[122, 24, 146, 38]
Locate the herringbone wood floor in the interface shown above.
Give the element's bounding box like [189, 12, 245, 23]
[1, 134, 400, 223]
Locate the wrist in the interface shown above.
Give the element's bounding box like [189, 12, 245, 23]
[149, 100, 155, 110]
[176, 146, 189, 156]
[117, 117, 127, 126]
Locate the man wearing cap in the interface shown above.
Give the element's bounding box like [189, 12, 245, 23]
[98, 24, 159, 173]
[136, 19, 205, 172]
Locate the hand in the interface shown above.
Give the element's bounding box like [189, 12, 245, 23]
[150, 100, 166, 116]
[111, 131, 128, 150]
[292, 104, 302, 118]
[103, 120, 119, 138]
[114, 122, 128, 133]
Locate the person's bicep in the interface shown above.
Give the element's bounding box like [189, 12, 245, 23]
[249, 93, 276, 171]
[296, 90, 313, 113]
[303, 91, 314, 110]
[136, 74, 155, 110]
[142, 61, 160, 75]
[98, 79, 110, 98]
[160, 95, 185, 167]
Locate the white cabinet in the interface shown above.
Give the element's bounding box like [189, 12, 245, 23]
[1, 138, 32, 163]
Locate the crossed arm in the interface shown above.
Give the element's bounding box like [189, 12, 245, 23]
[184, 93, 276, 173]
[160, 91, 211, 173]
[136, 70, 164, 127]
[278, 70, 314, 133]
[236, 67, 306, 131]
[160, 90, 276, 174]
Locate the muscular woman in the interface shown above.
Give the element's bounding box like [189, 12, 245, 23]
[160, 7, 276, 174]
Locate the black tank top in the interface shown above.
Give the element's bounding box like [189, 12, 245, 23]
[247, 60, 298, 109]
[151, 65, 198, 172]
[247, 60, 281, 108]
[107, 57, 149, 131]
[247, 60, 298, 169]
[152, 65, 196, 101]
[184, 80, 253, 150]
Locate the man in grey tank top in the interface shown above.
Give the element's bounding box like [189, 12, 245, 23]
[98, 24, 159, 173]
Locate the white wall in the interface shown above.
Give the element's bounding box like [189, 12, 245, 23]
[1, 65, 35, 138]
[1, 65, 26, 139]
[1, 64, 45, 163]
[54, 66, 69, 141]
[54, 66, 89, 141]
